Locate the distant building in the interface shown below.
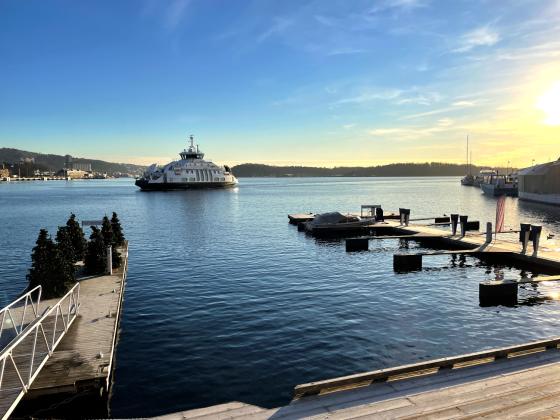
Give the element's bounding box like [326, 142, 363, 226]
[518, 158, 560, 206]
[0, 167, 9, 179]
[65, 155, 92, 172]
[64, 169, 89, 179]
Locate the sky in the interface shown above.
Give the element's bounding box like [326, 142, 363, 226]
[1, 0, 559, 168]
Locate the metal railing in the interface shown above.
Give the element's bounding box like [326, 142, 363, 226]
[0, 286, 42, 346]
[0, 283, 80, 420]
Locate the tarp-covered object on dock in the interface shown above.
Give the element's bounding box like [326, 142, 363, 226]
[307, 212, 360, 226]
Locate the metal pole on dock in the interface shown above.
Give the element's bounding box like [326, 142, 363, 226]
[106, 246, 113, 275]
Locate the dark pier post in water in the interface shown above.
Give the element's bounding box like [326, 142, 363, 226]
[393, 254, 422, 272]
[450, 214, 459, 235]
[486, 222, 493, 243]
[346, 238, 369, 252]
[479, 280, 518, 306]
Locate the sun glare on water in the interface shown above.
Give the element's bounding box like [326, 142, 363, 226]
[537, 82, 560, 126]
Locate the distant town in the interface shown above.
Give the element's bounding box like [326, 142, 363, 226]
[0, 148, 146, 181]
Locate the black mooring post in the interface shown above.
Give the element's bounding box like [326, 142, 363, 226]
[530, 225, 542, 255]
[459, 215, 468, 237]
[403, 209, 411, 226]
[450, 214, 459, 235]
[375, 207, 384, 222]
[519, 223, 531, 254]
[399, 208, 405, 225]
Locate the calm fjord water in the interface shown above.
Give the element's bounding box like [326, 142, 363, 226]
[1, 177, 560, 417]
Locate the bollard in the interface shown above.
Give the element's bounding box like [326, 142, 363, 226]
[530, 225, 542, 256]
[106, 245, 113, 275]
[519, 223, 531, 254]
[450, 214, 459, 235]
[399, 208, 405, 225]
[486, 222, 493, 243]
[459, 215, 468, 237]
[479, 280, 518, 306]
[346, 238, 369, 252]
[393, 254, 422, 272]
[403, 209, 411, 226]
[375, 207, 384, 222]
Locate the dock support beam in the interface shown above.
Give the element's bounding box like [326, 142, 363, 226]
[297, 222, 306, 232]
[393, 254, 422, 272]
[346, 238, 369, 252]
[479, 280, 518, 306]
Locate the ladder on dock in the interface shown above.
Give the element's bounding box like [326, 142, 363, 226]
[0, 283, 80, 420]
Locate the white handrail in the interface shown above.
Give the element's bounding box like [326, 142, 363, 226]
[0, 283, 80, 420]
[0, 286, 42, 343]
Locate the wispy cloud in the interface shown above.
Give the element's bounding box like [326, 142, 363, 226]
[164, 0, 190, 31]
[257, 17, 294, 43]
[453, 26, 500, 53]
[371, 0, 429, 14]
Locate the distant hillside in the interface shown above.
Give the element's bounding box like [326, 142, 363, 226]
[232, 163, 516, 177]
[0, 148, 145, 175]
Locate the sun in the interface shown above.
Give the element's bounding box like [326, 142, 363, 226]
[537, 82, 560, 126]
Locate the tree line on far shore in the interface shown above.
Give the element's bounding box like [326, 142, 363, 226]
[27, 212, 126, 298]
[231, 163, 517, 178]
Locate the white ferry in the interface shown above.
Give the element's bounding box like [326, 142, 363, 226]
[135, 135, 238, 191]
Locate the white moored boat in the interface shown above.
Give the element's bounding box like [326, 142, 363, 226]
[135, 135, 238, 191]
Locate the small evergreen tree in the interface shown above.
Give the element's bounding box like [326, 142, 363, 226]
[66, 214, 87, 262]
[56, 226, 76, 265]
[84, 226, 108, 275]
[27, 229, 53, 291]
[28, 228, 75, 298]
[111, 212, 125, 246]
[44, 245, 75, 298]
[102, 215, 121, 269]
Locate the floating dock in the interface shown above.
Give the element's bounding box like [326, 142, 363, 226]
[0, 243, 129, 418]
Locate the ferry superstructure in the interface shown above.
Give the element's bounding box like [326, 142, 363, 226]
[135, 135, 238, 191]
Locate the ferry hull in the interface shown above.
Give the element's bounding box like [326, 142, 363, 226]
[135, 179, 237, 191]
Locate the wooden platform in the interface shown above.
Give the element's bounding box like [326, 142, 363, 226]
[157, 347, 560, 419]
[24, 244, 128, 398]
[278, 347, 560, 419]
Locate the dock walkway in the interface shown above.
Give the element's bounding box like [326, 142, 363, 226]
[25, 243, 128, 399]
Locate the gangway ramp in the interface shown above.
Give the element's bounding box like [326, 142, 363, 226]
[0, 284, 80, 420]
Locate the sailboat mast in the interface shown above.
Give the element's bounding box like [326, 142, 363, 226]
[466, 135, 469, 175]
